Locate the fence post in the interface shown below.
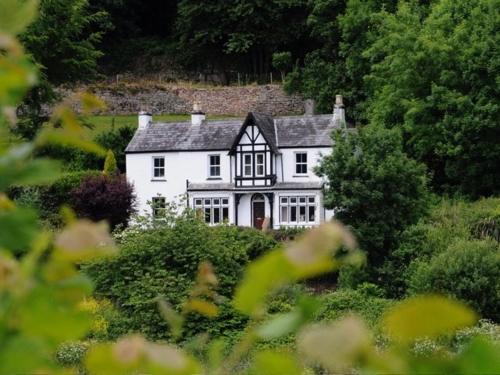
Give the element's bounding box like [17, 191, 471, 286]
[238, 72, 241, 86]
[270, 72, 273, 84]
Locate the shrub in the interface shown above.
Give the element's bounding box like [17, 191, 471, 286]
[8, 170, 100, 225]
[381, 197, 500, 298]
[408, 239, 500, 320]
[82, 217, 277, 341]
[316, 288, 394, 328]
[55, 341, 89, 370]
[71, 174, 136, 230]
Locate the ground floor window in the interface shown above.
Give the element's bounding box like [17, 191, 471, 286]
[194, 197, 230, 224]
[279, 195, 316, 224]
[152, 196, 166, 218]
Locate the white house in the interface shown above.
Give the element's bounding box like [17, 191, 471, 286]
[125, 96, 348, 229]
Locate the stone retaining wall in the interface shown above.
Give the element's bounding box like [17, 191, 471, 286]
[58, 83, 305, 116]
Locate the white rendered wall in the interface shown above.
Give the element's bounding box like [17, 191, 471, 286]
[126, 150, 230, 215]
[278, 147, 331, 182]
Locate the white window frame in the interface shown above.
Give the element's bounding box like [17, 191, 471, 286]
[243, 153, 253, 177]
[193, 197, 230, 225]
[152, 196, 166, 217]
[208, 154, 221, 178]
[255, 152, 265, 177]
[279, 195, 316, 225]
[152, 156, 165, 180]
[294, 152, 308, 175]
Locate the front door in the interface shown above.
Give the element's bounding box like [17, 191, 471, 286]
[252, 194, 265, 229]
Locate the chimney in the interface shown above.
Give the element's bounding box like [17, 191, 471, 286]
[332, 94, 346, 128]
[304, 99, 316, 116]
[138, 111, 152, 130]
[191, 103, 206, 126]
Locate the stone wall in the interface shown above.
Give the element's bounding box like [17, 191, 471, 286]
[58, 83, 305, 116]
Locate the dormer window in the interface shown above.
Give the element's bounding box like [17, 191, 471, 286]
[295, 152, 308, 175]
[152, 156, 165, 179]
[208, 154, 221, 177]
[243, 154, 253, 177]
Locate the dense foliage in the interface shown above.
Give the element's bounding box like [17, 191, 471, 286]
[83, 217, 277, 340]
[20, 0, 110, 84]
[364, 0, 500, 197]
[317, 125, 429, 270]
[376, 197, 500, 319]
[408, 239, 500, 320]
[71, 174, 136, 229]
[9, 170, 100, 224]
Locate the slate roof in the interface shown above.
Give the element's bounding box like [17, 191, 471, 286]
[187, 181, 323, 191]
[125, 112, 340, 153]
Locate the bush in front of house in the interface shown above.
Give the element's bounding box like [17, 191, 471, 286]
[316, 287, 394, 328]
[82, 216, 277, 341]
[71, 174, 136, 230]
[407, 239, 500, 321]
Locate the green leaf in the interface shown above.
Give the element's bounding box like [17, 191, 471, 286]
[383, 295, 477, 343]
[257, 295, 321, 340]
[0, 144, 61, 190]
[0, 0, 39, 34]
[250, 350, 302, 375]
[234, 223, 356, 316]
[18, 287, 92, 342]
[0, 207, 39, 252]
[233, 250, 294, 316]
[257, 311, 303, 340]
[0, 336, 53, 374]
[456, 337, 500, 374]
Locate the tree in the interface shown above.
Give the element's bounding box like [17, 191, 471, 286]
[364, 0, 500, 196]
[20, 0, 110, 84]
[284, 0, 401, 120]
[174, 0, 310, 76]
[317, 125, 429, 269]
[103, 149, 118, 175]
[272, 52, 292, 82]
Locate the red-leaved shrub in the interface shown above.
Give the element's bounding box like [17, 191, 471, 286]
[71, 174, 136, 229]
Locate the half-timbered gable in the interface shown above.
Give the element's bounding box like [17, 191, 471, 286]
[229, 113, 278, 188]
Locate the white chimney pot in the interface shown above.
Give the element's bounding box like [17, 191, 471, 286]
[191, 103, 206, 126]
[138, 111, 152, 130]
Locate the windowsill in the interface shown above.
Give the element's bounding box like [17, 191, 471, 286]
[151, 179, 167, 182]
[293, 174, 309, 178]
[206, 177, 222, 180]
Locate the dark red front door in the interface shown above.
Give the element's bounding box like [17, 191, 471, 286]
[253, 201, 265, 229]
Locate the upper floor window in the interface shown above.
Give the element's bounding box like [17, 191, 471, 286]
[208, 154, 221, 177]
[152, 156, 165, 179]
[295, 152, 308, 175]
[152, 196, 166, 217]
[243, 154, 252, 177]
[256, 153, 265, 177]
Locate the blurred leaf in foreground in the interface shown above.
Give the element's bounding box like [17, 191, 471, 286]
[383, 295, 477, 343]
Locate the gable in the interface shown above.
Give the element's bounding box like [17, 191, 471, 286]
[228, 112, 278, 155]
